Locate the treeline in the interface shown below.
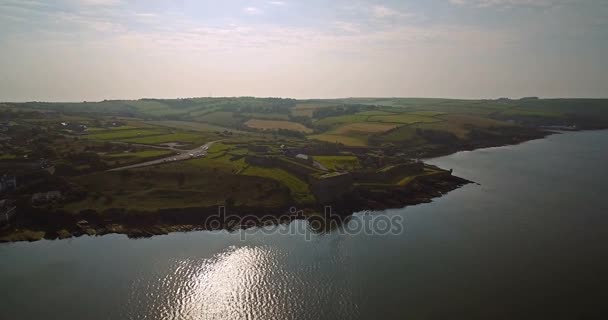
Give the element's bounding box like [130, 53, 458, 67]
[146, 97, 297, 114]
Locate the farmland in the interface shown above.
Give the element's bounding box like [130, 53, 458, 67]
[1, 96, 608, 240]
[245, 119, 313, 133]
[313, 155, 360, 171]
[367, 114, 440, 124]
[86, 129, 166, 140]
[121, 133, 207, 145]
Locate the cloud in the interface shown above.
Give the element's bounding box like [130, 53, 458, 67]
[333, 21, 359, 33]
[370, 5, 415, 19]
[268, 1, 285, 5]
[243, 6, 262, 15]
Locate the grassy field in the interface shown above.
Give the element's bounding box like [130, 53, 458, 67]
[121, 133, 207, 145]
[0, 154, 18, 160]
[65, 161, 291, 211]
[245, 119, 313, 133]
[308, 122, 399, 146]
[87, 126, 137, 132]
[375, 126, 423, 144]
[86, 129, 166, 140]
[292, 103, 334, 117]
[188, 153, 247, 173]
[313, 115, 369, 127]
[105, 150, 174, 159]
[367, 114, 441, 124]
[330, 122, 399, 134]
[355, 110, 396, 116]
[144, 120, 235, 133]
[308, 133, 368, 147]
[411, 114, 512, 138]
[196, 112, 242, 127]
[242, 113, 290, 120]
[313, 155, 360, 171]
[241, 166, 314, 204]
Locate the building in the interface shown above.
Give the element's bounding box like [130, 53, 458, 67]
[0, 175, 17, 193]
[0, 199, 17, 227]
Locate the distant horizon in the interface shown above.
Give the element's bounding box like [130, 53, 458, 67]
[3, 95, 608, 104]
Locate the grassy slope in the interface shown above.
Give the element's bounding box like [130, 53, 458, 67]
[313, 155, 360, 171]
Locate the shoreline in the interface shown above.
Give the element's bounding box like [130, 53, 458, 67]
[0, 128, 591, 243]
[0, 173, 471, 243]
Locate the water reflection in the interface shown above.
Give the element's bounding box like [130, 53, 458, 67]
[129, 246, 295, 319]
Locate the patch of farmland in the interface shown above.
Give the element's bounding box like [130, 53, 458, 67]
[331, 122, 399, 135]
[313, 115, 369, 127]
[86, 129, 167, 140]
[313, 155, 360, 171]
[145, 120, 235, 133]
[196, 111, 242, 127]
[409, 111, 446, 117]
[242, 113, 290, 120]
[411, 114, 512, 138]
[241, 166, 314, 204]
[367, 113, 441, 124]
[375, 126, 424, 144]
[308, 133, 368, 147]
[245, 119, 313, 133]
[121, 132, 206, 145]
[105, 150, 173, 159]
[355, 110, 395, 116]
[292, 103, 336, 117]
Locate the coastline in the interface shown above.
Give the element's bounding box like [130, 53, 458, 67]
[0, 128, 582, 243]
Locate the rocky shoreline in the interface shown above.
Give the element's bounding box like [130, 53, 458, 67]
[0, 173, 471, 243]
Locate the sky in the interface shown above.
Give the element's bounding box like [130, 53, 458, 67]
[0, 0, 607, 101]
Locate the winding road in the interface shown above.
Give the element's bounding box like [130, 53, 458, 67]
[107, 141, 218, 172]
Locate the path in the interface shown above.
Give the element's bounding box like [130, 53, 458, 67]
[107, 141, 218, 172]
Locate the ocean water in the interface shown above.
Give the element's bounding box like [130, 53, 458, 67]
[1, 130, 607, 319]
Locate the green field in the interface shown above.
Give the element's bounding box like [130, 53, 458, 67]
[242, 113, 290, 120]
[88, 126, 137, 132]
[313, 155, 360, 171]
[196, 112, 242, 127]
[308, 133, 368, 146]
[313, 115, 369, 127]
[87, 129, 166, 140]
[105, 150, 173, 159]
[245, 119, 313, 133]
[367, 114, 441, 124]
[121, 133, 206, 145]
[144, 120, 235, 133]
[241, 166, 314, 204]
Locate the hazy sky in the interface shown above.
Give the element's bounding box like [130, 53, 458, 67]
[1, 0, 607, 101]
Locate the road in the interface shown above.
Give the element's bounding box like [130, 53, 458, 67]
[107, 141, 217, 172]
[103, 140, 190, 152]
